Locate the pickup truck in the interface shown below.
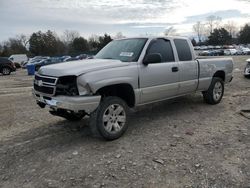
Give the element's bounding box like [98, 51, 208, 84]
[33, 37, 233, 140]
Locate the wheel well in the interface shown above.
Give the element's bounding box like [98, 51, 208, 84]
[96, 84, 135, 107]
[213, 71, 225, 81]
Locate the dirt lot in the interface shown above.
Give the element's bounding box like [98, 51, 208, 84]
[0, 56, 250, 188]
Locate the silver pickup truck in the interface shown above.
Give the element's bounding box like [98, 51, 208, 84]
[33, 37, 233, 140]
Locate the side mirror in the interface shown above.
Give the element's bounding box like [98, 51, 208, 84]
[143, 53, 162, 65]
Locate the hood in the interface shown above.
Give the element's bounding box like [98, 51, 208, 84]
[38, 59, 129, 77]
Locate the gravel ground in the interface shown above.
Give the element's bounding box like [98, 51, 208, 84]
[0, 56, 249, 188]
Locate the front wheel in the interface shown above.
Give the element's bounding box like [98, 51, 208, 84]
[90, 97, 129, 140]
[202, 77, 224, 105]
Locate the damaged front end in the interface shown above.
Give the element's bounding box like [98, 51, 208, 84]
[33, 73, 101, 119]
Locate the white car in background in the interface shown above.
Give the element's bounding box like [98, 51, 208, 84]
[241, 47, 250, 55]
[244, 59, 250, 78]
[9, 54, 28, 64]
[224, 49, 237, 55]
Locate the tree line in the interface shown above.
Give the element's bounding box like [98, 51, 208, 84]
[1, 19, 250, 57]
[192, 15, 250, 46]
[0, 30, 113, 57]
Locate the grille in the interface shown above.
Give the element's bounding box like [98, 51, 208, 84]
[33, 73, 58, 96]
[34, 84, 54, 95]
[34, 74, 57, 84]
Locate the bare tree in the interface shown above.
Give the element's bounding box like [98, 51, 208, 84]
[193, 21, 205, 43]
[206, 15, 222, 34]
[16, 34, 29, 48]
[114, 32, 125, 39]
[224, 21, 238, 38]
[164, 26, 177, 36]
[62, 30, 80, 45]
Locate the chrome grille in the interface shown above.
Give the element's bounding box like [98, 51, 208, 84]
[33, 73, 58, 96]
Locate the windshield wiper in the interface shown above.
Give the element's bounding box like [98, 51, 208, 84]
[103, 57, 114, 59]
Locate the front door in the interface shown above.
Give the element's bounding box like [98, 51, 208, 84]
[139, 39, 179, 104]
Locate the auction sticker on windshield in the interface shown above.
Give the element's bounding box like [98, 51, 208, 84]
[120, 52, 134, 57]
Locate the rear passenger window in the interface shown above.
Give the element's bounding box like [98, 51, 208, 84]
[147, 39, 175, 63]
[174, 39, 192, 61]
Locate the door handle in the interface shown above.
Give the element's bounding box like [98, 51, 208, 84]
[172, 67, 179, 72]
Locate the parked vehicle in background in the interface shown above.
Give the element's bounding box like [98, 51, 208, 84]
[200, 50, 210, 56]
[199, 49, 224, 56]
[224, 49, 237, 56]
[76, 54, 88, 60]
[33, 36, 233, 140]
[24, 56, 50, 69]
[241, 47, 250, 55]
[9, 54, 28, 68]
[63, 57, 80, 62]
[32, 58, 62, 71]
[0, 57, 16, 75]
[60, 56, 71, 61]
[213, 49, 224, 56]
[244, 59, 250, 78]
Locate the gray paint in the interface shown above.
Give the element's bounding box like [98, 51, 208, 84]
[34, 36, 233, 113]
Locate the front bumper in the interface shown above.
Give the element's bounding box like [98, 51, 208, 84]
[33, 90, 101, 113]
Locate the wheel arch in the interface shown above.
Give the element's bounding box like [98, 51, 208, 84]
[213, 70, 225, 81]
[95, 83, 135, 108]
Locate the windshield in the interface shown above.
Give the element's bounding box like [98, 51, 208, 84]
[95, 38, 148, 62]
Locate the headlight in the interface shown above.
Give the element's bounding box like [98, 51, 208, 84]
[77, 84, 90, 95]
[56, 76, 79, 96]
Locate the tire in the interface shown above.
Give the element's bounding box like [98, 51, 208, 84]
[1, 67, 11, 75]
[49, 110, 85, 121]
[244, 68, 250, 78]
[90, 96, 129, 140]
[202, 77, 224, 105]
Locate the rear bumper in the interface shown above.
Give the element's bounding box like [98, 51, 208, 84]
[33, 90, 101, 113]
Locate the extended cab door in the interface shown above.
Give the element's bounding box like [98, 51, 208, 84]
[139, 38, 179, 104]
[173, 39, 199, 95]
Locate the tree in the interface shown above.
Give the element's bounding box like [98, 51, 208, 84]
[62, 30, 80, 45]
[206, 15, 222, 34]
[29, 30, 65, 56]
[207, 28, 232, 45]
[224, 21, 238, 38]
[0, 36, 28, 57]
[17, 34, 29, 48]
[114, 32, 125, 39]
[98, 33, 112, 50]
[164, 26, 176, 36]
[193, 21, 205, 43]
[71, 37, 89, 55]
[0, 44, 2, 54]
[238, 24, 250, 44]
[88, 35, 99, 51]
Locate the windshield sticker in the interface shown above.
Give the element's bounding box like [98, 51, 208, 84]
[120, 52, 134, 57]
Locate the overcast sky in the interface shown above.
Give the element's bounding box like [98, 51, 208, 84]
[0, 0, 250, 41]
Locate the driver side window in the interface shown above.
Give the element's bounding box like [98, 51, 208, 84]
[147, 39, 175, 63]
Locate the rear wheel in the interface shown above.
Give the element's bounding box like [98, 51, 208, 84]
[202, 77, 224, 105]
[2, 67, 11, 75]
[90, 97, 129, 140]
